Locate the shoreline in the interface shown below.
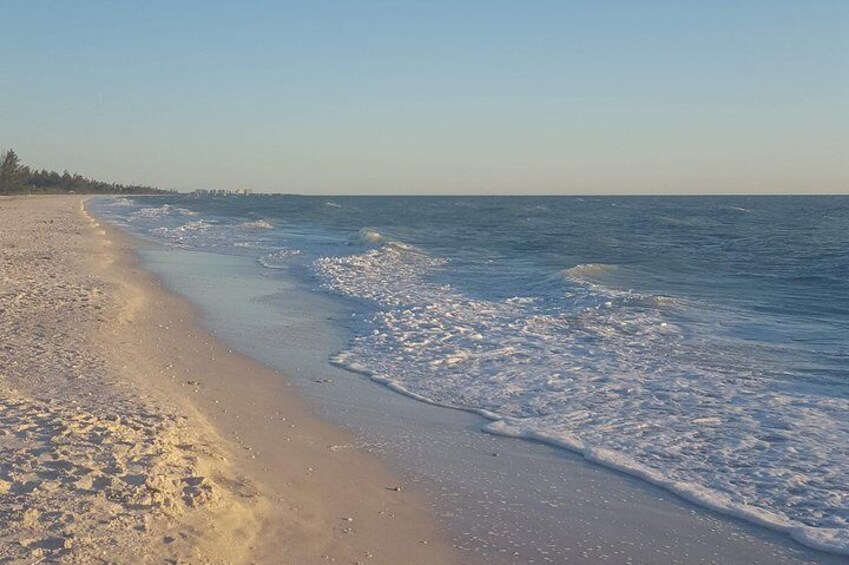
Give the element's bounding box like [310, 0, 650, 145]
[337, 354, 849, 557]
[16, 192, 840, 564]
[1, 195, 458, 563]
[86, 200, 461, 563]
[119, 222, 849, 564]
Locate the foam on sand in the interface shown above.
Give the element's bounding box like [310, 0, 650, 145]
[93, 196, 849, 558]
[315, 236, 849, 556]
[258, 248, 302, 269]
[87, 197, 463, 564]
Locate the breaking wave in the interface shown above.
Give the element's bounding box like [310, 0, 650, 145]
[314, 236, 849, 556]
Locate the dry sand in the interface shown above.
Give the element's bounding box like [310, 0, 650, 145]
[0, 195, 460, 564]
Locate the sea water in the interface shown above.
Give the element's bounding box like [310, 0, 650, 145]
[92, 195, 849, 557]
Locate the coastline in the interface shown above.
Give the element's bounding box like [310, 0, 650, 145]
[0, 195, 458, 563]
[98, 194, 849, 565]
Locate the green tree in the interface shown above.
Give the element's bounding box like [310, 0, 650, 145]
[0, 148, 173, 194]
[0, 148, 22, 190]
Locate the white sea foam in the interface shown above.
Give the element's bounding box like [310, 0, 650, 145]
[129, 205, 173, 220]
[561, 263, 617, 282]
[108, 197, 849, 556]
[239, 219, 274, 230]
[258, 248, 302, 269]
[130, 205, 277, 251]
[129, 204, 196, 221]
[315, 240, 849, 555]
[107, 196, 135, 207]
[356, 228, 386, 245]
[151, 219, 214, 240]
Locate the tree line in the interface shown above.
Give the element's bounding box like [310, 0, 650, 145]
[0, 149, 174, 195]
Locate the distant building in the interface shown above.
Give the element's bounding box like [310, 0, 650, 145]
[191, 188, 253, 196]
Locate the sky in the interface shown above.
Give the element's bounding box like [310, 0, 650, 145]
[1, 1, 847, 194]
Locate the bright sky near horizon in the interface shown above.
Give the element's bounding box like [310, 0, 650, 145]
[1, 1, 847, 194]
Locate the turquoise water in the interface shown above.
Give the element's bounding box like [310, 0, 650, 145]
[93, 195, 849, 555]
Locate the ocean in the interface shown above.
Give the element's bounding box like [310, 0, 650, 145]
[92, 195, 849, 557]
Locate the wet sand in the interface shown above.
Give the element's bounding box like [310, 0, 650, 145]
[0, 195, 458, 563]
[127, 225, 849, 565]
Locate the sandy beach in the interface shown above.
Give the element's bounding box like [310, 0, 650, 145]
[0, 195, 458, 564]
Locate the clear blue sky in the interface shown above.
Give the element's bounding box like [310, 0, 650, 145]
[1, 1, 847, 194]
